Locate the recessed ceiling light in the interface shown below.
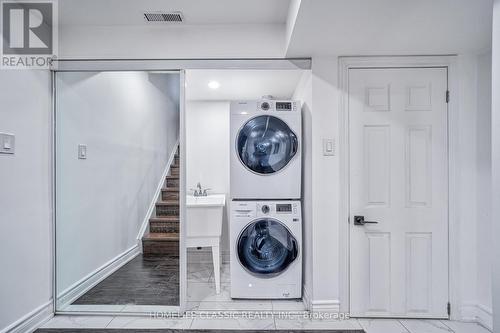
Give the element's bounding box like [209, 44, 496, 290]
[208, 80, 220, 89]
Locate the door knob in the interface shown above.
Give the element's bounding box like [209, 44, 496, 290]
[353, 216, 379, 225]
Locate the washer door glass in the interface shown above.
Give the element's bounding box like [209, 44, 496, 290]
[237, 218, 298, 277]
[237, 115, 298, 174]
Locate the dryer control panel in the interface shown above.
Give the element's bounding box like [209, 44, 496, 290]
[257, 100, 298, 112]
[230, 100, 300, 114]
[232, 201, 301, 219]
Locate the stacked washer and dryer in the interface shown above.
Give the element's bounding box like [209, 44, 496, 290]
[229, 99, 302, 299]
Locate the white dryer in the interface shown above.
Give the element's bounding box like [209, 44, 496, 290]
[230, 100, 301, 199]
[230, 200, 302, 299]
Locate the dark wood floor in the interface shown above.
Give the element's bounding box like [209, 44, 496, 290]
[72, 254, 179, 306]
[35, 328, 365, 333]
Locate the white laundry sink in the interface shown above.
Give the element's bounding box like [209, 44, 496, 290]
[186, 194, 226, 238]
[186, 194, 226, 294]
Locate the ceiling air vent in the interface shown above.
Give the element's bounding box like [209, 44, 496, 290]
[144, 11, 183, 23]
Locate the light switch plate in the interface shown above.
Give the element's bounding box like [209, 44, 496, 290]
[0, 132, 15, 154]
[78, 144, 87, 159]
[323, 138, 335, 156]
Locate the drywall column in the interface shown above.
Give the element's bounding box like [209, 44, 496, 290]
[476, 52, 493, 328]
[309, 57, 341, 312]
[455, 55, 480, 321]
[492, 1, 500, 331]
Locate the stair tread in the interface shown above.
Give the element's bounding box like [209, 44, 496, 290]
[162, 187, 179, 192]
[150, 216, 179, 222]
[166, 175, 179, 179]
[143, 232, 179, 241]
[156, 200, 179, 205]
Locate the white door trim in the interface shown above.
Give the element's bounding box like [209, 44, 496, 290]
[338, 56, 460, 319]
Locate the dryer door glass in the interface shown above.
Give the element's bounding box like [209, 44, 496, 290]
[237, 218, 298, 277]
[237, 115, 298, 174]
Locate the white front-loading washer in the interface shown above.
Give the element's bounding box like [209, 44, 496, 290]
[230, 100, 301, 200]
[230, 200, 302, 299]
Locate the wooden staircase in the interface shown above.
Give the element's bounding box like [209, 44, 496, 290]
[142, 150, 180, 257]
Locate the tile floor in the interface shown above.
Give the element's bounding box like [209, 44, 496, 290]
[40, 315, 492, 332]
[186, 263, 306, 312]
[41, 262, 492, 332]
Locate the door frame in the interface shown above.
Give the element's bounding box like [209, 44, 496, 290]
[338, 56, 460, 319]
[49, 58, 311, 316]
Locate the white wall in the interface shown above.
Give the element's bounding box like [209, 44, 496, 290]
[309, 57, 341, 311]
[0, 71, 53, 332]
[456, 55, 480, 318]
[445, 54, 494, 329]
[185, 101, 230, 252]
[491, 1, 500, 331]
[59, 24, 285, 59]
[476, 52, 493, 324]
[55, 72, 179, 295]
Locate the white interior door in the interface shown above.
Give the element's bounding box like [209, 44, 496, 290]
[349, 67, 449, 318]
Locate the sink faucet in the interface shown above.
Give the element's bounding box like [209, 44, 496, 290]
[191, 182, 210, 197]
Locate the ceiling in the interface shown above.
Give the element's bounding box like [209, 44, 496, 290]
[286, 0, 493, 56]
[58, 0, 290, 26]
[57, 0, 493, 57]
[185, 70, 305, 101]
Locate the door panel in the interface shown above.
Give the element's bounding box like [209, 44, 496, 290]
[363, 125, 390, 207]
[349, 68, 448, 318]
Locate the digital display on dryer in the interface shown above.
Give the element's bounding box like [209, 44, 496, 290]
[276, 102, 292, 111]
[276, 204, 292, 213]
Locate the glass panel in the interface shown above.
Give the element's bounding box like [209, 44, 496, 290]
[237, 115, 298, 174]
[237, 219, 298, 277]
[55, 71, 181, 313]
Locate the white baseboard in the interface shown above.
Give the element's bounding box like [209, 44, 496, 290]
[57, 245, 140, 309]
[302, 285, 312, 311]
[310, 299, 341, 313]
[461, 303, 493, 331]
[137, 140, 180, 244]
[1, 301, 53, 333]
